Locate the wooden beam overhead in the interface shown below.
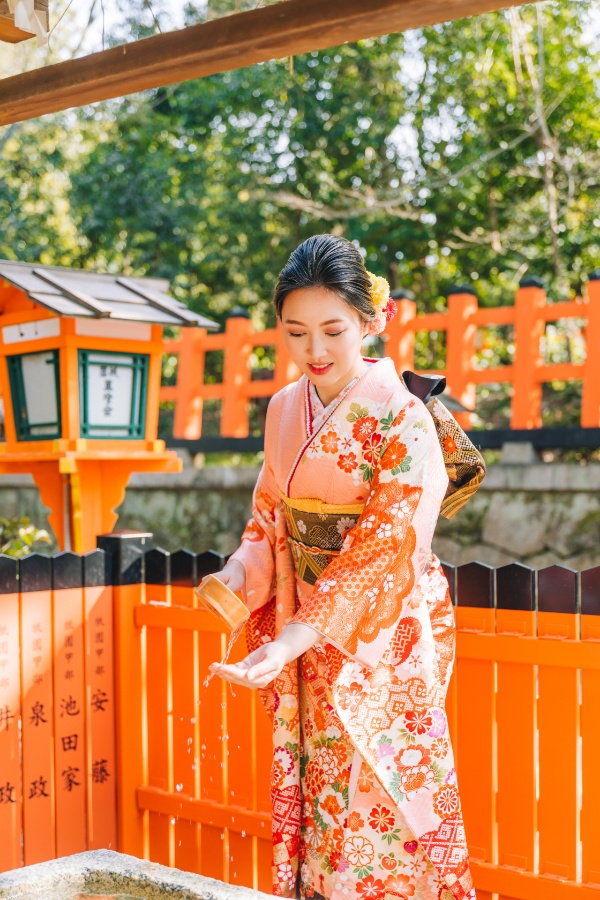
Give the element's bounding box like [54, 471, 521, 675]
[0, 0, 525, 127]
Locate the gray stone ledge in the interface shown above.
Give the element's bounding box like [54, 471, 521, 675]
[481, 463, 600, 492]
[0, 468, 262, 492]
[0, 849, 272, 900]
[0, 462, 599, 494]
[127, 466, 262, 490]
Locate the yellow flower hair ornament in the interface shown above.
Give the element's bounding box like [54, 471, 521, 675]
[365, 271, 397, 335]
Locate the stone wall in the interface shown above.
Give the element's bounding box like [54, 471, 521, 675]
[2, 449, 600, 571]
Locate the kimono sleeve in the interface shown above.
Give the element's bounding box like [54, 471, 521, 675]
[292, 399, 443, 668]
[228, 415, 280, 615]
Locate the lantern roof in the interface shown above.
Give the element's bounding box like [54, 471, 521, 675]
[0, 260, 219, 329]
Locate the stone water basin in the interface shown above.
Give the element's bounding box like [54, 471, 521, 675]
[0, 851, 272, 900]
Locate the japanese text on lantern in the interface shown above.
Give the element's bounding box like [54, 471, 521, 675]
[100, 366, 117, 419]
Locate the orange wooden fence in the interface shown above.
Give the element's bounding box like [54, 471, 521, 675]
[161, 276, 600, 436]
[0, 550, 117, 870]
[2, 533, 600, 900]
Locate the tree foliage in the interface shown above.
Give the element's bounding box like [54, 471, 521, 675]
[0, 1, 599, 429]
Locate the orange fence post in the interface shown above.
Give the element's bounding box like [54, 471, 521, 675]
[511, 277, 547, 429]
[170, 550, 201, 874]
[581, 274, 600, 428]
[172, 329, 208, 440]
[98, 532, 150, 861]
[196, 557, 230, 882]
[0, 556, 21, 872]
[385, 296, 417, 374]
[495, 563, 536, 893]
[145, 549, 173, 867]
[445, 288, 478, 429]
[52, 552, 87, 857]
[536, 566, 579, 882]
[454, 563, 495, 900]
[83, 548, 117, 851]
[580, 567, 600, 887]
[20, 554, 55, 865]
[221, 313, 253, 437]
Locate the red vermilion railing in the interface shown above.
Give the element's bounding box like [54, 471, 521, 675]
[161, 278, 600, 437]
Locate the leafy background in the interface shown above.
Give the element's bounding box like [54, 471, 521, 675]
[1, 0, 599, 440]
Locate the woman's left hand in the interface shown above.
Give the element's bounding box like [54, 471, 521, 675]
[209, 641, 289, 690]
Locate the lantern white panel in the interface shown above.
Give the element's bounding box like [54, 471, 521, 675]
[87, 358, 134, 429]
[79, 350, 146, 439]
[21, 351, 59, 432]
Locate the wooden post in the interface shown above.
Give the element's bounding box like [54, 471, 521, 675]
[511, 277, 546, 429]
[170, 550, 201, 874]
[445, 287, 478, 429]
[172, 328, 207, 440]
[495, 563, 536, 874]
[83, 548, 117, 851]
[145, 325, 165, 442]
[0, 556, 22, 872]
[581, 273, 600, 428]
[385, 296, 416, 374]
[20, 554, 56, 865]
[52, 552, 87, 857]
[145, 548, 172, 867]
[580, 566, 600, 886]
[97, 531, 152, 860]
[536, 566, 579, 882]
[454, 562, 496, 895]
[221, 312, 253, 438]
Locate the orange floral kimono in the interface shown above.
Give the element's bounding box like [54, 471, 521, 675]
[230, 358, 475, 900]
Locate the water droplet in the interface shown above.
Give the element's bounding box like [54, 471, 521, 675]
[190, 717, 196, 724]
[176, 783, 183, 792]
[241, 830, 246, 838]
[171, 817, 176, 825]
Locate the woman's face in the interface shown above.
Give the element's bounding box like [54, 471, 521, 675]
[281, 287, 368, 403]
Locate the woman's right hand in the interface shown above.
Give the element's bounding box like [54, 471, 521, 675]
[197, 557, 246, 594]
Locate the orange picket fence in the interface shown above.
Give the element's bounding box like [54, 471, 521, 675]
[0, 549, 117, 869]
[161, 276, 600, 437]
[1, 531, 600, 900]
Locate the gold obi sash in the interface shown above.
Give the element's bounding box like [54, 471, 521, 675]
[280, 495, 364, 585]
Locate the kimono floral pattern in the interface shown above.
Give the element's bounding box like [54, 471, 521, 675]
[230, 359, 475, 900]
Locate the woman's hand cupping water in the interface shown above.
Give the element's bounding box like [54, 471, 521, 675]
[209, 621, 321, 690]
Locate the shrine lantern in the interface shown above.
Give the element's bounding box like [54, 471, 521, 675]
[0, 261, 217, 551]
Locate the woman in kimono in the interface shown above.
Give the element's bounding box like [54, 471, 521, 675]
[207, 235, 476, 900]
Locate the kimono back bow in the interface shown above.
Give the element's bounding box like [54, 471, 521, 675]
[402, 370, 486, 519]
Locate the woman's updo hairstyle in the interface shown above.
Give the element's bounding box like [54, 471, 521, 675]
[273, 234, 377, 326]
